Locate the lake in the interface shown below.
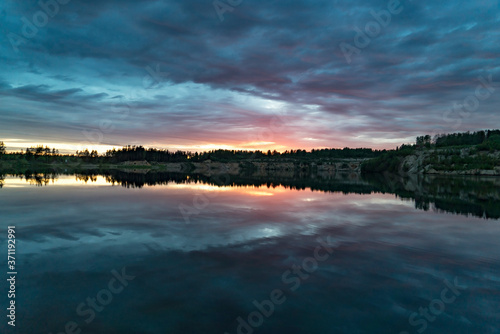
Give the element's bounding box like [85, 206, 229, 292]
[1, 172, 499, 334]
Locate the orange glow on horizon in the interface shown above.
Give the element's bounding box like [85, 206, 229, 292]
[2, 176, 294, 196]
[3, 140, 315, 154]
[2, 137, 400, 155]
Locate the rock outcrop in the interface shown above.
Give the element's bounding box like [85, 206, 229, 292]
[399, 148, 500, 176]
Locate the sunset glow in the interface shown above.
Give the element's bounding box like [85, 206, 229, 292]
[2, 2, 498, 152]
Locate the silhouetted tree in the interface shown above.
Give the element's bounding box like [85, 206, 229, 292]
[0, 141, 5, 156]
[416, 135, 431, 148]
[434, 130, 491, 147]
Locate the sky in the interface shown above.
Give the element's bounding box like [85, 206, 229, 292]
[0, 0, 499, 153]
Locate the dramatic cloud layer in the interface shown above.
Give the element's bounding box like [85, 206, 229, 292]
[1, 0, 499, 152]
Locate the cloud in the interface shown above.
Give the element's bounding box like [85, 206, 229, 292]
[0, 0, 499, 151]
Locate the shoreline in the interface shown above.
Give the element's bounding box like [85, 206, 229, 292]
[1, 159, 500, 177]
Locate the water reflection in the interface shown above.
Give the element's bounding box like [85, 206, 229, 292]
[2, 170, 500, 219]
[0, 171, 499, 333]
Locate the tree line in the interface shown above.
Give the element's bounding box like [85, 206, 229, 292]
[2, 129, 499, 165]
[102, 146, 382, 163]
[362, 129, 500, 173]
[0, 142, 382, 164]
[417, 129, 500, 148]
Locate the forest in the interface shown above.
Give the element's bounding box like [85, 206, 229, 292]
[1, 129, 499, 168]
[0, 143, 382, 164]
[362, 129, 500, 173]
[417, 129, 500, 148]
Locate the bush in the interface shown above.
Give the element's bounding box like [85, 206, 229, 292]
[478, 134, 500, 151]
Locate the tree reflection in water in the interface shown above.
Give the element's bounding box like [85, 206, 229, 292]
[3, 170, 500, 219]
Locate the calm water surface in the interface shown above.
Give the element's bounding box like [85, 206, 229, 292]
[1, 174, 499, 334]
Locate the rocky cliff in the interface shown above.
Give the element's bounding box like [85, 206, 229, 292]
[400, 148, 500, 176]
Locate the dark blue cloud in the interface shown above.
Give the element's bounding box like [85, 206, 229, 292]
[0, 0, 499, 151]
